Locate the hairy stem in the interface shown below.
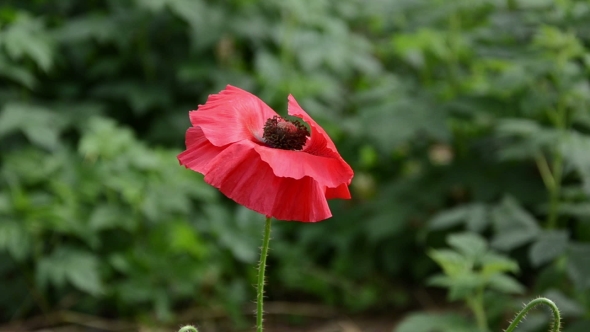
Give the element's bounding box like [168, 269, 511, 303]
[178, 326, 198, 332]
[257, 217, 272, 332]
[505, 297, 561, 332]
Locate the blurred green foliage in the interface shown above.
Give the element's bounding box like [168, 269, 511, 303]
[1, 0, 590, 331]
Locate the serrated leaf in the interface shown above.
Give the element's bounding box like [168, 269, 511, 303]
[37, 248, 103, 295]
[495, 119, 558, 160]
[558, 202, 590, 218]
[206, 205, 260, 263]
[0, 103, 65, 150]
[78, 117, 136, 159]
[448, 273, 486, 301]
[1, 13, 54, 71]
[466, 203, 488, 232]
[480, 252, 519, 275]
[89, 204, 134, 231]
[428, 249, 472, 276]
[491, 196, 540, 251]
[429, 206, 469, 230]
[396, 312, 475, 332]
[487, 274, 524, 294]
[529, 230, 569, 267]
[0, 53, 36, 87]
[0, 219, 31, 261]
[561, 133, 590, 195]
[566, 243, 590, 290]
[447, 232, 488, 262]
[429, 204, 489, 232]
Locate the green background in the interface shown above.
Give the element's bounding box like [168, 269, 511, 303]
[1, 0, 590, 331]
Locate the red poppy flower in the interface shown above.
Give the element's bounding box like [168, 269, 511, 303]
[177, 85, 353, 222]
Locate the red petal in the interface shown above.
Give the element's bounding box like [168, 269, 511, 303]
[281, 95, 354, 187]
[253, 144, 353, 189]
[177, 127, 225, 172]
[325, 183, 351, 199]
[202, 141, 332, 222]
[272, 175, 332, 222]
[287, 95, 340, 156]
[190, 85, 278, 147]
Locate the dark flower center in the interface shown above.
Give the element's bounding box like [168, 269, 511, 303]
[262, 116, 310, 150]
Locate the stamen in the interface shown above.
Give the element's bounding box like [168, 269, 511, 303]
[262, 116, 310, 150]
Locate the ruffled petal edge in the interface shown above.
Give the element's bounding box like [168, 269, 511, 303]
[189, 85, 278, 147]
[200, 141, 334, 222]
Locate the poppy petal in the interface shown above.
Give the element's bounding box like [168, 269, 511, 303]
[325, 183, 351, 200]
[253, 144, 353, 189]
[272, 175, 332, 222]
[190, 85, 278, 147]
[177, 127, 225, 172]
[287, 95, 341, 157]
[178, 86, 354, 222]
[203, 141, 332, 222]
[244, 95, 354, 188]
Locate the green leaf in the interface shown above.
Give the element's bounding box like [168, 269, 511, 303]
[543, 289, 584, 318]
[446, 273, 485, 301]
[429, 206, 470, 230]
[486, 274, 524, 294]
[355, 76, 450, 151]
[0, 53, 36, 87]
[495, 119, 558, 160]
[0, 13, 54, 71]
[566, 243, 590, 290]
[429, 204, 489, 232]
[529, 230, 569, 267]
[37, 248, 104, 295]
[480, 252, 519, 275]
[447, 232, 487, 263]
[428, 249, 472, 276]
[396, 312, 475, 332]
[491, 196, 540, 251]
[561, 133, 590, 195]
[89, 204, 135, 231]
[91, 82, 172, 115]
[0, 219, 31, 261]
[0, 103, 65, 150]
[78, 117, 136, 159]
[558, 202, 590, 218]
[466, 204, 488, 232]
[168, 221, 208, 259]
[207, 206, 260, 263]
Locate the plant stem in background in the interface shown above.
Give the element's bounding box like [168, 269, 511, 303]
[467, 288, 488, 332]
[256, 217, 273, 332]
[546, 151, 563, 230]
[541, 97, 568, 230]
[505, 297, 561, 332]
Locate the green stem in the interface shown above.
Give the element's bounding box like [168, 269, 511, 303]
[178, 326, 198, 332]
[256, 217, 272, 332]
[468, 289, 488, 332]
[505, 297, 561, 332]
[447, 12, 461, 89]
[545, 99, 567, 230]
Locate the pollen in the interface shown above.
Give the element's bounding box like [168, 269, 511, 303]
[262, 116, 310, 150]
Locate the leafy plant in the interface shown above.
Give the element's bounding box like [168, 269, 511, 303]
[1, 0, 590, 330]
[397, 232, 524, 332]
